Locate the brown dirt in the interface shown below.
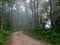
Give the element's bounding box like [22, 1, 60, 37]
[8, 31, 51, 45]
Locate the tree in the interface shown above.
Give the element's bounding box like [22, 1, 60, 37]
[52, 0, 60, 32]
[59, 0, 60, 6]
[34, 0, 39, 28]
[0, 0, 13, 31]
[30, 0, 34, 27]
[1, 1, 4, 31]
[49, 0, 53, 28]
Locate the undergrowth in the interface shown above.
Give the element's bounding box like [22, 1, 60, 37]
[0, 30, 12, 45]
[25, 28, 60, 45]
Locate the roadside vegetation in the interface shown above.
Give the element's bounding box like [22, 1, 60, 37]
[25, 0, 60, 45]
[25, 28, 60, 45]
[0, 30, 13, 45]
[0, 19, 13, 45]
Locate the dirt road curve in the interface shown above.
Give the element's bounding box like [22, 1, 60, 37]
[8, 31, 51, 45]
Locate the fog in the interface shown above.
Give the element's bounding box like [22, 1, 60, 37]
[0, 0, 51, 30]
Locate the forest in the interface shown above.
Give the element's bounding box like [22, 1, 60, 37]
[0, 0, 60, 45]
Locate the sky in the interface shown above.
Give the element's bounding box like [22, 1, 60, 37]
[45, 0, 49, 2]
[12, 0, 49, 11]
[26, 0, 30, 3]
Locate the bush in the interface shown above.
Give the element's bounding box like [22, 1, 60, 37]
[0, 32, 8, 45]
[25, 28, 60, 45]
[0, 30, 11, 45]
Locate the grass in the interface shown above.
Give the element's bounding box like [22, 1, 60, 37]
[0, 32, 7, 45]
[24, 28, 60, 45]
[0, 30, 12, 45]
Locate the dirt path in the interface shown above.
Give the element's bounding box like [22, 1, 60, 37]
[8, 31, 51, 45]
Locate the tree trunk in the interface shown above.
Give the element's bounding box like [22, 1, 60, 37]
[50, 0, 53, 28]
[59, 0, 60, 6]
[34, 0, 37, 27]
[36, 0, 40, 28]
[1, 2, 4, 31]
[34, 0, 39, 28]
[30, 0, 33, 27]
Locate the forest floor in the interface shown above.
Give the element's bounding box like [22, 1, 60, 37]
[7, 31, 51, 45]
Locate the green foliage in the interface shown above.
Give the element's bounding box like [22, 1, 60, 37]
[0, 30, 12, 45]
[51, 0, 60, 33]
[53, 16, 60, 32]
[0, 32, 7, 45]
[25, 28, 60, 45]
[3, 20, 12, 30]
[0, 34, 7, 45]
